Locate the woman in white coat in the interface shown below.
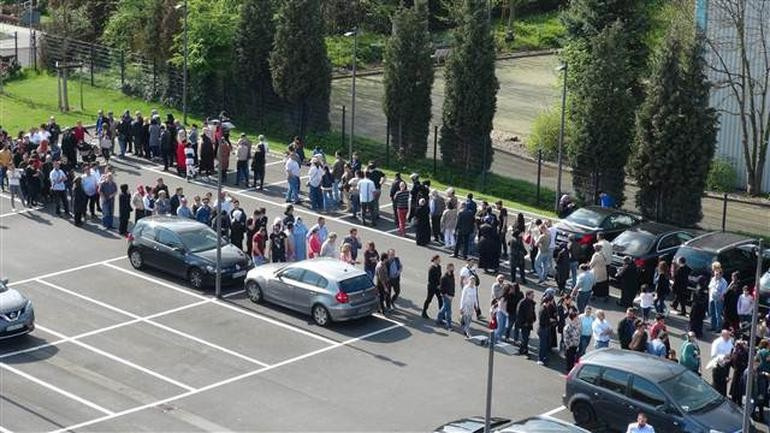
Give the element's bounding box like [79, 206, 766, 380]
[460, 279, 479, 338]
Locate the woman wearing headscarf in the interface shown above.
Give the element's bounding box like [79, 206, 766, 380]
[307, 227, 322, 259]
[414, 198, 431, 246]
[615, 256, 639, 307]
[198, 128, 215, 177]
[176, 130, 188, 177]
[217, 136, 231, 182]
[477, 215, 500, 273]
[293, 217, 308, 261]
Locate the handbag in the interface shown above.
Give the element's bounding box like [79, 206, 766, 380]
[488, 315, 498, 330]
[524, 233, 532, 244]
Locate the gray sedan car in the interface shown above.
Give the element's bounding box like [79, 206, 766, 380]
[244, 258, 379, 326]
[0, 278, 35, 339]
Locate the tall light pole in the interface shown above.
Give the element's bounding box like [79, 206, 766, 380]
[555, 62, 568, 214]
[743, 239, 766, 432]
[175, 1, 188, 126]
[344, 28, 358, 160]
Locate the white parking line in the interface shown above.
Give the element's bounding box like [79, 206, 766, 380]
[265, 160, 284, 167]
[49, 322, 405, 433]
[35, 279, 270, 368]
[8, 256, 126, 287]
[0, 300, 210, 361]
[0, 425, 14, 433]
[0, 206, 43, 218]
[0, 361, 115, 416]
[540, 405, 566, 417]
[105, 262, 338, 346]
[36, 324, 196, 392]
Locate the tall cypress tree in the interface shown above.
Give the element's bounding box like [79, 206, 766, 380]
[382, 0, 435, 160]
[569, 21, 635, 204]
[630, 30, 718, 226]
[439, 0, 498, 172]
[235, 0, 276, 125]
[270, 0, 331, 135]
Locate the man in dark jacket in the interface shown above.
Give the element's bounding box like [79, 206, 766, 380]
[436, 263, 455, 330]
[517, 290, 537, 356]
[452, 202, 475, 259]
[671, 256, 692, 316]
[131, 113, 145, 158]
[169, 187, 184, 215]
[160, 125, 173, 171]
[422, 255, 443, 319]
[617, 308, 637, 350]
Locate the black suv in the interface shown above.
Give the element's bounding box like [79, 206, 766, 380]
[564, 349, 748, 433]
[673, 232, 770, 301]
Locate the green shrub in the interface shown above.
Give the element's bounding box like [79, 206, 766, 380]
[527, 105, 569, 162]
[706, 157, 738, 193]
[325, 32, 386, 69]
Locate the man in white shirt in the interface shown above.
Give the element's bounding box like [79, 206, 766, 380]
[592, 310, 612, 348]
[49, 161, 70, 216]
[626, 413, 654, 433]
[307, 157, 323, 211]
[284, 154, 301, 204]
[710, 329, 734, 396]
[357, 173, 376, 226]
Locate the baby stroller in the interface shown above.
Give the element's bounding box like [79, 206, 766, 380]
[77, 141, 97, 164]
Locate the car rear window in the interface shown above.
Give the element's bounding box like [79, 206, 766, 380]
[598, 368, 630, 395]
[565, 208, 604, 227]
[338, 274, 373, 293]
[675, 246, 715, 275]
[612, 231, 655, 256]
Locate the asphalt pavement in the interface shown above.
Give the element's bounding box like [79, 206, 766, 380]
[0, 151, 748, 432]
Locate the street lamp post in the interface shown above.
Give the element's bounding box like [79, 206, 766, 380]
[175, 1, 188, 125]
[344, 28, 358, 160]
[555, 62, 568, 214]
[743, 239, 766, 432]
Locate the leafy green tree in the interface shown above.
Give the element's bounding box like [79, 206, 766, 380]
[630, 30, 717, 225]
[569, 21, 635, 204]
[270, 0, 331, 135]
[439, 0, 498, 172]
[235, 0, 277, 125]
[102, 0, 178, 65]
[383, 1, 435, 160]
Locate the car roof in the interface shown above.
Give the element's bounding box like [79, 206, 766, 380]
[434, 417, 511, 433]
[290, 258, 369, 280]
[136, 215, 208, 231]
[624, 222, 686, 236]
[682, 232, 756, 253]
[579, 348, 686, 381]
[501, 416, 590, 433]
[576, 206, 616, 217]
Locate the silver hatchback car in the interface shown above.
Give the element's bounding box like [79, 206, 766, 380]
[244, 258, 379, 326]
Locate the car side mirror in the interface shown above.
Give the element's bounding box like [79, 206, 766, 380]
[0, 278, 7, 285]
[173, 246, 185, 254]
[656, 404, 678, 415]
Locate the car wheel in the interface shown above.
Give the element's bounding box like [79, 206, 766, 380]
[188, 267, 205, 290]
[311, 304, 331, 327]
[246, 280, 263, 304]
[571, 401, 597, 428]
[129, 249, 144, 269]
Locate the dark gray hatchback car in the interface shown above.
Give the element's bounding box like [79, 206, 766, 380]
[564, 349, 749, 433]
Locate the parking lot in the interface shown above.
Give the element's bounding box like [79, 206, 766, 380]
[0, 150, 730, 432]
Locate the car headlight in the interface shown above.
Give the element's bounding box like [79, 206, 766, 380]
[205, 265, 215, 273]
[23, 300, 33, 313]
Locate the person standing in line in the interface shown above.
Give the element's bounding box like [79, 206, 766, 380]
[495, 201, 508, 259]
[436, 263, 455, 331]
[710, 329, 734, 396]
[578, 307, 594, 357]
[307, 157, 323, 211]
[626, 413, 655, 433]
[571, 264, 594, 313]
[251, 135, 267, 190]
[709, 263, 728, 332]
[459, 274, 479, 338]
[429, 189, 446, 244]
[589, 244, 609, 302]
[306, 227, 322, 259]
[516, 290, 537, 356]
[563, 311, 581, 372]
[320, 232, 339, 259]
[98, 172, 117, 229]
[536, 296, 555, 366]
[331, 151, 345, 206]
[176, 197, 194, 219]
[342, 228, 362, 262]
[592, 309, 612, 349]
[284, 151, 301, 204]
[459, 259, 483, 320]
[387, 249, 403, 306]
[118, 184, 131, 235]
[440, 201, 458, 250]
[595, 231, 612, 276]
[534, 224, 551, 285]
[617, 308, 637, 350]
[358, 171, 376, 226]
[504, 283, 523, 342]
[363, 241, 379, 281]
[393, 182, 411, 237]
[49, 161, 70, 216]
[230, 200, 247, 250]
[72, 176, 87, 226]
[414, 198, 432, 246]
[234, 133, 251, 187]
[268, 223, 288, 263]
[737, 286, 754, 324]
[251, 226, 267, 266]
[653, 261, 671, 314]
[452, 202, 474, 259]
[422, 255, 443, 319]
[508, 230, 527, 285]
[7, 163, 23, 209]
[492, 283, 510, 345]
[690, 276, 709, 338]
[671, 256, 691, 315]
[616, 256, 639, 308]
[131, 184, 146, 222]
[567, 234, 581, 288]
[723, 271, 742, 331]
[375, 252, 392, 314]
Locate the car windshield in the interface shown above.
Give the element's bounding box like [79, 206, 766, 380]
[501, 418, 581, 432]
[612, 231, 655, 256]
[675, 247, 715, 274]
[659, 370, 723, 413]
[564, 208, 604, 228]
[178, 228, 226, 253]
[338, 274, 374, 293]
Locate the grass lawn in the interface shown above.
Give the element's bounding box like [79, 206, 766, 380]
[0, 71, 204, 133]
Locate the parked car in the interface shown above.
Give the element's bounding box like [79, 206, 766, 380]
[127, 216, 253, 290]
[609, 222, 695, 285]
[434, 416, 589, 433]
[0, 278, 35, 339]
[564, 348, 749, 433]
[555, 206, 643, 261]
[244, 258, 379, 326]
